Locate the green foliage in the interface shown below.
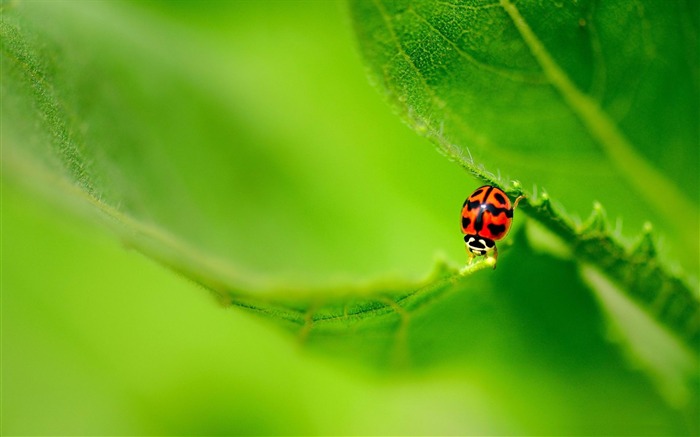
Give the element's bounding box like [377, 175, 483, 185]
[349, 0, 699, 252]
[2, 0, 698, 434]
[349, 0, 699, 349]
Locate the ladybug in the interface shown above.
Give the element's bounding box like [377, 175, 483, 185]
[460, 185, 523, 268]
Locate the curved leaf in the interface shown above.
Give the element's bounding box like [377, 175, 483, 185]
[348, 0, 700, 349]
[3, 0, 699, 434]
[349, 0, 699, 273]
[1, 0, 466, 284]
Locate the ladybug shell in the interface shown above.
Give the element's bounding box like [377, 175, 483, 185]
[461, 185, 514, 241]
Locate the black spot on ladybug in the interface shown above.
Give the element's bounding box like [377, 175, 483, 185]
[474, 210, 484, 232]
[493, 192, 507, 206]
[462, 216, 471, 229]
[485, 203, 512, 217]
[467, 200, 481, 211]
[488, 223, 506, 237]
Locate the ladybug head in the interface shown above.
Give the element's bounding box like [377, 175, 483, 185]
[464, 234, 495, 256]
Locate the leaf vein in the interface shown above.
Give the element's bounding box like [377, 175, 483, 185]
[499, 0, 698, 246]
[407, 6, 546, 84]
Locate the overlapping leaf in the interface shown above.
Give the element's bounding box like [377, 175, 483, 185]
[2, 0, 699, 434]
[349, 0, 699, 349]
[350, 0, 699, 266]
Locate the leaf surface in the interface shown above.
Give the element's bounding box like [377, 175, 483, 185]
[348, 0, 700, 361]
[349, 0, 699, 273]
[2, 0, 466, 285]
[2, 0, 699, 434]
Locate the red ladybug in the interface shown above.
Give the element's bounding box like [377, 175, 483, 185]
[460, 185, 523, 268]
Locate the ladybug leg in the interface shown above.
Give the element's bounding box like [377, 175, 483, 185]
[466, 250, 475, 265]
[491, 245, 498, 270]
[513, 195, 525, 210]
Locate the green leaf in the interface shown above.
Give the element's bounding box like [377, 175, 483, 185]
[349, 0, 699, 271]
[5, 180, 696, 435]
[1, 0, 466, 284]
[3, 0, 699, 434]
[348, 0, 700, 356]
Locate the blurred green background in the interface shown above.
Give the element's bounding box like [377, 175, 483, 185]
[2, 0, 697, 435]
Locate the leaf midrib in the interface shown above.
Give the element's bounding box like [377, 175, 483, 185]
[499, 0, 698, 245]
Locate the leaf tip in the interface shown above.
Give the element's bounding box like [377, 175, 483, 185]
[630, 221, 658, 261]
[581, 201, 608, 234]
[532, 190, 556, 216]
[508, 180, 526, 199]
